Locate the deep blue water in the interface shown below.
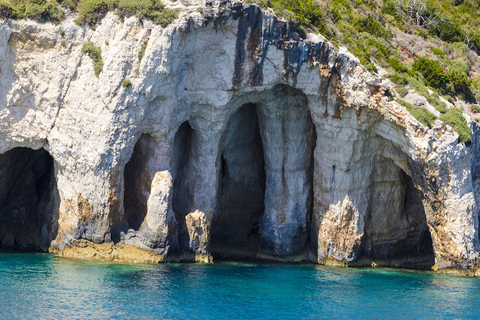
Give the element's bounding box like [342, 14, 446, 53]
[1, 253, 479, 319]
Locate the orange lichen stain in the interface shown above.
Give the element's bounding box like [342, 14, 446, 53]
[51, 240, 167, 264]
[77, 193, 93, 222]
[107, 170, 122, 224]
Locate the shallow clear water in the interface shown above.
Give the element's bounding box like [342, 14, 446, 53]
[1, 253, 479, 319]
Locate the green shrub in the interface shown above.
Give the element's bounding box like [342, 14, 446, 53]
[445, 95, 455, 103]
[296, 25, 307, 39]
[138, 41, 148, 61]
[470, 105, 480, 113]
[0, 1, 14, 18]
[260, 0, 327, 34]
[395, 85, 408, 98]
[452, 41, 469, 53]
[450, 60, 469, 76]
[4, 0, 66, 24]
[59, 28, 65, 37]
[410, 56, 474, 102]
[81, 42, 103, 77]
[154, 8, 178, 27]
[427, 93, 447, 113]
[355, 14, 391, 38]
[415, 28, 428, 39]
[397, 99, 437, 128]
[351, 45, 377, 72]
[413, 57, 448, 88]
[122, 79, 132, 88]
[381, 0, 401, 21]
[366, 38, 390, 59]
[392, 73, 408, 85]
[61, 40, 67, 46]
[116, 0, 164, 19]
[388, 56, 407, 73]
[432, 20, 464, 43]
[74, 0, 178, 27]
[331, 7, 342, 23]
[447, 69, 474, 101]
[75, 0, 115, 26]
[405, 75, 447, 113]
[431, 48, 445, 57]
[439, 107, 471, 144]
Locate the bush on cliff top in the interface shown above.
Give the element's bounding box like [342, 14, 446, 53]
[74, 0, 178, 27]
[0, 0, 178, 27]
[0, 0, 64, 24]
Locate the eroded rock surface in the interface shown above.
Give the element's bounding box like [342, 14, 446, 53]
[0, 0, 479, 274]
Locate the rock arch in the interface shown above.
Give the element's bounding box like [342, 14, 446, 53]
[212, 85, 317, 260]
[211, 103, 266, 259]
[0, 147, 59, 251]
[123, 133, 156, 233]
[358, 157, 435, 269]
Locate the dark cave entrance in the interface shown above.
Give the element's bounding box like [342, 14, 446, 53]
[211, 103, 266, 259]
[123, 133, 155, 233]
[0, 147, 58, 251]
[172, 121, 198, 252]
[359, 161, 435, 269]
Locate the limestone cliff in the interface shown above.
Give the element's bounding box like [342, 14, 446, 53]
[1, 0, 479, 274]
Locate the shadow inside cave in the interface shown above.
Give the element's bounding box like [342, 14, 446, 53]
[0, 147, 59, 251]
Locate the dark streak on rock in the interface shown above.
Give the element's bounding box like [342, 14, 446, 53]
[231, 4, 248, 91]
[247, 6, 263, 87]
[226, 2, 350, 104]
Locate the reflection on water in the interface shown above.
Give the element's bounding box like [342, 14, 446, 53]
[1, 253, 480, 319]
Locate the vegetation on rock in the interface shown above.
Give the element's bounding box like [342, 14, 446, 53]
[75, 0, 178, 27]
[0, 0, 64, 24]
[122, 78, 132, 88]
[244, 0, 328, 35]
[138, 41, 147, 61]
[0, 0, 178, 27]
[81, 41, 103, 77]
[397, 99, 437, 128]
[439, 107, 471, 144]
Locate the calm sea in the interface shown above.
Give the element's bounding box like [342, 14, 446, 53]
[0, 252, 479, 319]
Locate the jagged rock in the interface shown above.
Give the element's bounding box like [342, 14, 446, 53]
[0, 0, 479, 275]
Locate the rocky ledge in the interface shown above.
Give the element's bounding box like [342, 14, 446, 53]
[0, 0, 479, 275]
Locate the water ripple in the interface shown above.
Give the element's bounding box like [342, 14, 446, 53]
[1, 253, 480, 319]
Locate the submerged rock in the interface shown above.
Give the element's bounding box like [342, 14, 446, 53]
[0, 0, 479, 274]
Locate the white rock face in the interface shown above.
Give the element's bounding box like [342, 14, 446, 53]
[0, 0, 479, 273]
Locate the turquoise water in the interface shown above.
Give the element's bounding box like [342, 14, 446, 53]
[1, 253, 479, 319]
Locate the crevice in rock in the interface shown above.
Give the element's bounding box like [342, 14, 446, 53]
[211, 104, 266, 259]
[172, 121, 198, 253]
[358, 160, 435, 269]
[123, 133, 155, 236]
[0, 147, 59, 251]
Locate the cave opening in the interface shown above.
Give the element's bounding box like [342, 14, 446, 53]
[0, 147, 58, 251]
[211, 103, 266, 259]
[123, 133, 155, 234]
[360, 161, 435, 269]
[172, 121, 197, 253]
